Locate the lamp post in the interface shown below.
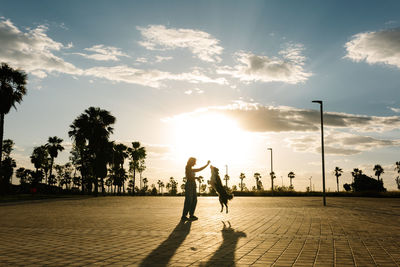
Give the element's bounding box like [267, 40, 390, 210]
[267, 148, 273, 194]
[312, 100, 326, 206]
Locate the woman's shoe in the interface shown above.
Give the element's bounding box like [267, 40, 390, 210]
[189, 215, 198, 221]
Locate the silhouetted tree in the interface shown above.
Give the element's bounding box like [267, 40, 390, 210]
[287, 171, 295, 189]
[142, 177, 148, 192]
[254, 173, 262, 191]
[352, 173, 386, 192]
[111, 143, 128, 193]
[1, 139, 16, 188]
[333, 167, 343, 192]
[157, 180, 164, 194]
[351, 168, 362, 181]
[31, 145, 49, 182]
[167, 177, 178, 195]
[343, 183, 351, 192]
[69, 107, 115, 196]
[16, 167, 33, 185]
[396, 162, 400, 190]
[69, 141, 93, 193]
[0, 63, 27, 193]
[224, 174, 230, 188]
[128, 141, 146, 195]
[239, 173, 245, 191]
[45, 136, 64, 185]
[396, 161, 400, 175]
[373, 164, 384, 181]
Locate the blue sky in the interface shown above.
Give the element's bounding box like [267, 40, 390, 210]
[1, 0, 400, 190]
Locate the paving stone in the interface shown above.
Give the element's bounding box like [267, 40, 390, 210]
[1, 196, 400, 266]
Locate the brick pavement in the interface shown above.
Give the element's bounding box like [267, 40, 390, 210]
[1, 196, 400, 266]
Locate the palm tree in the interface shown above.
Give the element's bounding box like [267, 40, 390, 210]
[169, 177, 178, 195]
[142, 177, 148, 191]
[395, 162, 400, 190]
[239, 173, 246, 191]
[137, 160, 146, 190]
[333, 167, 343, 192]
[31, 145, 49, 173]
[287, 171, 295, 188]
[0, 63, 27, 192]
[395, 161, 400, 175]
[224, 174, 230, 188]
[69, 107, 116, 196]
[254, 173, 261, 190]
[111, 143, 128, 193]
[1, 139, 16, 187]
[157, 180, 163, 194]
[128, 141, 146, 195]
[45, 136, 64, 185]
[373, 164, 384, 181]
[351, 168, 362, 181]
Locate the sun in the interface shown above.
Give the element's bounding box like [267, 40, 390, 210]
[171, 113, 251, 167]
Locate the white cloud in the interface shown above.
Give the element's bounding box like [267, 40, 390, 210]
[0, 18, 82, 77]
[286, 131, 400, 155]
[74, 44, 129, 61]
[165, 101, 400, 133]
[217, 44, 312, 84]
[155, 55, 173, 63]
[136, 57, 148, 63]
[138, 25, 223, 62]
[345, 28, 400, 69]
[390, 107, 400, 113]
[85, 65, 227, 88]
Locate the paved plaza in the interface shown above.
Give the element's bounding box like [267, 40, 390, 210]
[1, 196, 400, 266]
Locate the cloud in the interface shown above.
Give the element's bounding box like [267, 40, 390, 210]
[0, 18, 82, 77]
[74, 44, 129, 61]
[85, 65, 227, 88]
[345, 28, 400, 69]
[138, 25, 223, 62]
[155, 56, 173, 63]
[390, 107, 400, 113]
[165, 101, 400, 133]
[217, 44, 312, 84]
[136, 57, 148, 63]
[286, 131, 400, 155]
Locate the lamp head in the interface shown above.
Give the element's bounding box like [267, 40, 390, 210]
[312, 100, 322, 104]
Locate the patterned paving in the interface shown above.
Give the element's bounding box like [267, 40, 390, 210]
[1, 196, 400, 266]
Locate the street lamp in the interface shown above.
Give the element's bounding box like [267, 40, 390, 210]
[312, 100, 326, 206]
[267, 148, 274, 193]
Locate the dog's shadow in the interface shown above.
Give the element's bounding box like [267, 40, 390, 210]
[201, 221, 246, 267]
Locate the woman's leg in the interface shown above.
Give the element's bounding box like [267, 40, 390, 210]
[182, 183, 192, 217]
[189, 181, 198, 216]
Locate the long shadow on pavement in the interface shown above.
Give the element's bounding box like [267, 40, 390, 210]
[201, 221, 246, 267]
[140, 220, 192, 267]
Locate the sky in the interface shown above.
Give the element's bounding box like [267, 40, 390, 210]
[1, 0, 400, 191]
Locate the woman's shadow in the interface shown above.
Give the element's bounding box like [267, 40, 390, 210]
[140, 220, 192, 267]
[202, 221, 246, 267]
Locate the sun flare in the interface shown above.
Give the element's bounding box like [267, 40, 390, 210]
[172, 113, 251, 167]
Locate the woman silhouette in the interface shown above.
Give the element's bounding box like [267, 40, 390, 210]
[181, 157, 210, 221]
